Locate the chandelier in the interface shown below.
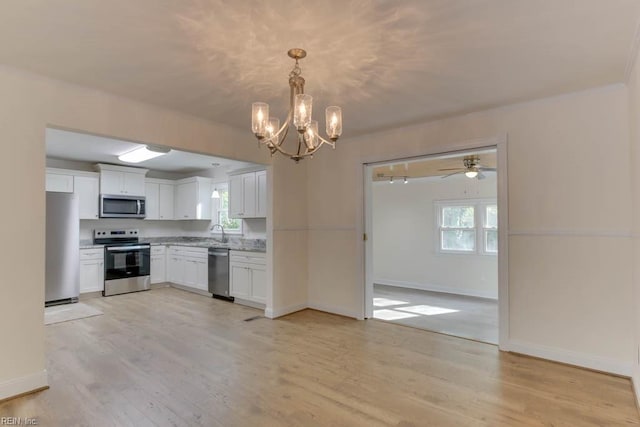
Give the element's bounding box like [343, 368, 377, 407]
[251, 48, 343, 162]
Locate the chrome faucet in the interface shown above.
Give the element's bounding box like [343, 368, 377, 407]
[210, 224, 228, 243]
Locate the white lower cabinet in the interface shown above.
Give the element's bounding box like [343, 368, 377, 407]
[79, 248, 104, 293]
[166, 246, 208, 291]
[230, 250, 266, 305]
[150, 245, 166, 284]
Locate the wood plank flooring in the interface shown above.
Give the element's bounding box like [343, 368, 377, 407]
[373, 284, 498, 344]
[0, 287, 638, 426]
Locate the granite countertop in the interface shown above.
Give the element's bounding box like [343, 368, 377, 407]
[80, 236, 266, 252]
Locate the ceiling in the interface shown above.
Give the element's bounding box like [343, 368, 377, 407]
[1, 1, 639, 136]
[46, 128, 255, 174]
[372, 150, 496, 181]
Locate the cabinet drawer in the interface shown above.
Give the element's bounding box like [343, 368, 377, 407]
[151, 245, 166, 255]
[230, 251, 265, 265]
[80, 249, 104, 260]
[169, 245, 207, 259]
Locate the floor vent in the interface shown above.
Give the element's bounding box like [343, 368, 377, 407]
[244, 316, 264, 322]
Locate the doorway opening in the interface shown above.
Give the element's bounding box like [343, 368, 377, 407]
[363, 143, 507, 346]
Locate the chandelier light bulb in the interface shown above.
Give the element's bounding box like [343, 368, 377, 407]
[305, 120, 319, 149]
[294, 94, 313, 130]
[325, 106, 342, 139]
[252, 102, 269, 137]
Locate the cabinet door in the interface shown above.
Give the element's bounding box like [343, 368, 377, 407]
[80, 259, 104, 293]
[255, 170, 267, 218]
[175, 182, 196, 219]
[150, 254, 166, 284]
[195, 259, 208, 291]
[75, 176, 99, 219]
[167, 255, 184, 284]
[46, 173, 74, 193]
[242, 173, 257, 217]
[183, 259, 198, 287]
[123, 172, 146, 196]
[145, 182, 160, 220]
[158, 183, 175, 220]
[100, 170, 122, 194]
[250, 265, 267, 303]
[230, 264, 251, 299]
[229, 175, 244, 218]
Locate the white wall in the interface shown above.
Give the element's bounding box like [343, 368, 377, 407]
[627, 36, 640, 403]
[373, 174, 498, 298]
[307, 84, 634, 375]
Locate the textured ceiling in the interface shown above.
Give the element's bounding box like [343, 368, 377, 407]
[0, 0, 638, 136]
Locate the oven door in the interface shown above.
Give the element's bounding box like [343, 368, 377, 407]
[104, 244, 150, 281]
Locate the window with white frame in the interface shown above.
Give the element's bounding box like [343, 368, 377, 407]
[213, 183, 242, 233]
[436, 199, 497, 255]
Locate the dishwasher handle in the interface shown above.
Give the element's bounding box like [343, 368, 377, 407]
[208, 248, 229, 256]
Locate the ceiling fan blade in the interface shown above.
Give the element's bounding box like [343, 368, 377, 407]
[477, 171, 486, 180]
[437, 167, 465, 171]
[441, 171, 463, 178]
[478, 167, 496, 172]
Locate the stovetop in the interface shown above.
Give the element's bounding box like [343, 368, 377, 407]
[93, 228, 140, 245]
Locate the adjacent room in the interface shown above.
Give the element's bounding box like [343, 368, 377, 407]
[370, 150, 499, 344]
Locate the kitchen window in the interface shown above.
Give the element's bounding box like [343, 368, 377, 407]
[436, 199, 497, 255]
[213, 183, 242, 234]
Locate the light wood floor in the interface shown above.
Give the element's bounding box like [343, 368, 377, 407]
[373, 284, 498, 344]
[1, 287, 638, 426]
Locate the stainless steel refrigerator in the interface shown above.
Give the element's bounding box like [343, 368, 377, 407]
[45, 192, 80, 306]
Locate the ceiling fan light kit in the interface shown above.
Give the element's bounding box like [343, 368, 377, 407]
[251, 48, 343, 162]
[439, 155, 496, 180]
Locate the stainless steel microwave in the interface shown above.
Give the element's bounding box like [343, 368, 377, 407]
[100, 194, 146, 218]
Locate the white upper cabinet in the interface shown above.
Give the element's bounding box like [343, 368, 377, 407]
[46, 168, 99, 219]
[74, 174, 99, 219]
[159, 183, 175, 220]
[229, 170, 266, 219]
[145, 179, 175, 220]
[96, 164, 148, 196]
[174, 177, 212, 220]
[46, 170, 74, 193]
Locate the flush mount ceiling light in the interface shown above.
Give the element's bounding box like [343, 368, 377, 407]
[251, 48, 343, 162]
[118, 145, 171, 164]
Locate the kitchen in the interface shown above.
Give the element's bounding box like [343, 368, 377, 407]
[44, 127, 269, 312]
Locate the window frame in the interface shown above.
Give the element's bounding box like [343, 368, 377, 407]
[211, 182, 243, 235]
[435, 198, 497, 256]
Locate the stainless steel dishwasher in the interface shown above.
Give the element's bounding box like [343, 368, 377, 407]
[208, 248, 232, 301]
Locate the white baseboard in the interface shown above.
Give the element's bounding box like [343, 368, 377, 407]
[374, 278, 498, 300]
[508, 339, 632, 377]
[308, 301, 362, 320]
[0, 370, 48, 401]
[265, 302, 307, 319]
[632, 366, 640, 409]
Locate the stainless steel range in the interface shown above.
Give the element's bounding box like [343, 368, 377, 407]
[94, 229, 150, 296]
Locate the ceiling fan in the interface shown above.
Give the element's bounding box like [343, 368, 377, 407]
[438, 155, 496, 180]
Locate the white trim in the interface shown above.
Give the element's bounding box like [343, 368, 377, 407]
[507, 339, 631, 377]
[509, 229, 632, 238]
[265, 302, 307, 319]
[632, 368, 640, 409]
[374, 279, 498, 300]
[0, 370, 48, 401]
[308, 301, 363, 320]
[360, 134, 510, 350]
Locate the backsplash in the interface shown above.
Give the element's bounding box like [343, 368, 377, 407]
[79, 217, 266, 240]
